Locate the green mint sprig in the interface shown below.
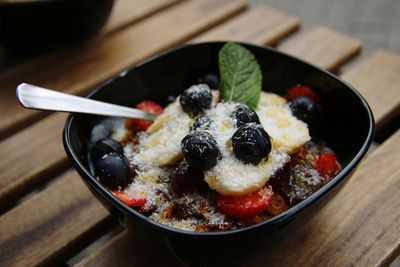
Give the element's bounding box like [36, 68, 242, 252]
[218, 42, 262, 109]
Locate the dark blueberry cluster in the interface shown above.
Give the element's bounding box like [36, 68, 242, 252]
[179, 84, 213, 115]
[181, 131, 220, 171]
[231, 104, 260, 127]
[91, 138, 132, 190]
[288, 96, 322, 132]
[230, 104, 271, 165]
[232, 123, 271, 165]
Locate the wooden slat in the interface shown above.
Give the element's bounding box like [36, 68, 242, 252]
[0, 170, 111, 267]
[0, 0, 246, 140]
[192, 6, 299, 45]
[75, 231, 182, 267]
[279, 26, 362, 72]
[102, 0, 182, 34]
[0, 114, 69, 210]
[341, 49, 400, 131]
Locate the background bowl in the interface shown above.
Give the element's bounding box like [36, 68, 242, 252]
[63, 42, 374, 265]
[0, 0, 114, 47]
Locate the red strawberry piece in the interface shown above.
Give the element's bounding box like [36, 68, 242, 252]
[285, 85, 320, 103]
[125, 100, 164, 131]
[315, 152, 340, 180]
[216, 185, 274, 219]
[112, 191, 146, 207]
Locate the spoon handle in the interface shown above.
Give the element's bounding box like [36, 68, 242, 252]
[16, 83, 157, 121]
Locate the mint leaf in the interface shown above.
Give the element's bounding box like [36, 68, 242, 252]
[218, 42, 262, 109]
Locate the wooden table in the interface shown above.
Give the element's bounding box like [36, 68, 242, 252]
[0, 1, 399, 266]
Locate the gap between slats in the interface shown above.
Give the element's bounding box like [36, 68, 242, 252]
[0, 10, 370, 267]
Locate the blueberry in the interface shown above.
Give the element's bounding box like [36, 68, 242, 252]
[91, 138, 123, 163]
[197, 73, 219, 89]
[94, 153, 130, 189]
[179, 84, 212, 114]
[232, 123, 271, 165]
[181, 131, 220, 171]
[231, 104, 260, 127]
[288, 96, 321, 127]
[191, 116, 213, 131]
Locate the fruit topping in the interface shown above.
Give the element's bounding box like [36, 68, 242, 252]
[285, 85, 320, 102]
[179, 84, 213, 114]
[269, 161, 291, 193]
[91, 138, 123, 163]
[288, 96, 322, 128]
[170, 161, 209, 196]
[94, 153, 131, 190]
[182, 131, 220, 171]
[111, 191, 146, 207]
[265, 191, 289, 215]
[216, 185, 274, 219]
[125, 100, 164, 132]
[191, 115, 213, 131]
[231, 104, 260, 127]
[315, 152, 340, 180]
[287, 162, 324, 204]
[232, 123, 271, 165]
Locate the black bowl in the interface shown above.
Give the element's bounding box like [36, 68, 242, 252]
[0, 0, 114, 47]
[63, 42, 374, 265]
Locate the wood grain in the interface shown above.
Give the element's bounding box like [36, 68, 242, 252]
[341, 49, 400, 131]
[192, 5, 299, 45]
[75, 231, 183, 267]
[0, 0, 246, 140]
[279, 26, 362, 72]
[0, 170, 112, 267]
[0, 114, 69, 211]
[102, 0, 182, 35]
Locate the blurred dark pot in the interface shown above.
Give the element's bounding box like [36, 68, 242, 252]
[0, 0, 114, 47]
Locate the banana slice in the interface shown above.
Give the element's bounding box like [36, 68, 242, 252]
[204, 150, 289, 196]
[259, 91, 287, 107]
[257, 92, 310, 154]
[136, 101, 190, 166]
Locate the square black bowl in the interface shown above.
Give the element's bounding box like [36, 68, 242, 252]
[63, 42, 374, 265]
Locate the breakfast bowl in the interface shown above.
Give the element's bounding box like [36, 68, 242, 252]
[63, 42, 374, 265]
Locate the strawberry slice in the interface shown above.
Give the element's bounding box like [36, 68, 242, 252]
[125, 100, 164, 132]
[285, 85, 320, 103]
[111, 191, 146, 207]
[216, 185, 274, 219]
[315, 152, 340, 180]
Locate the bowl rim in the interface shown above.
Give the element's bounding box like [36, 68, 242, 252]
[63, 41, 375, 237]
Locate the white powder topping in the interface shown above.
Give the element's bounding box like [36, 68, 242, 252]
[134, 100, 190, 167]
[205, 150, 289, 196]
